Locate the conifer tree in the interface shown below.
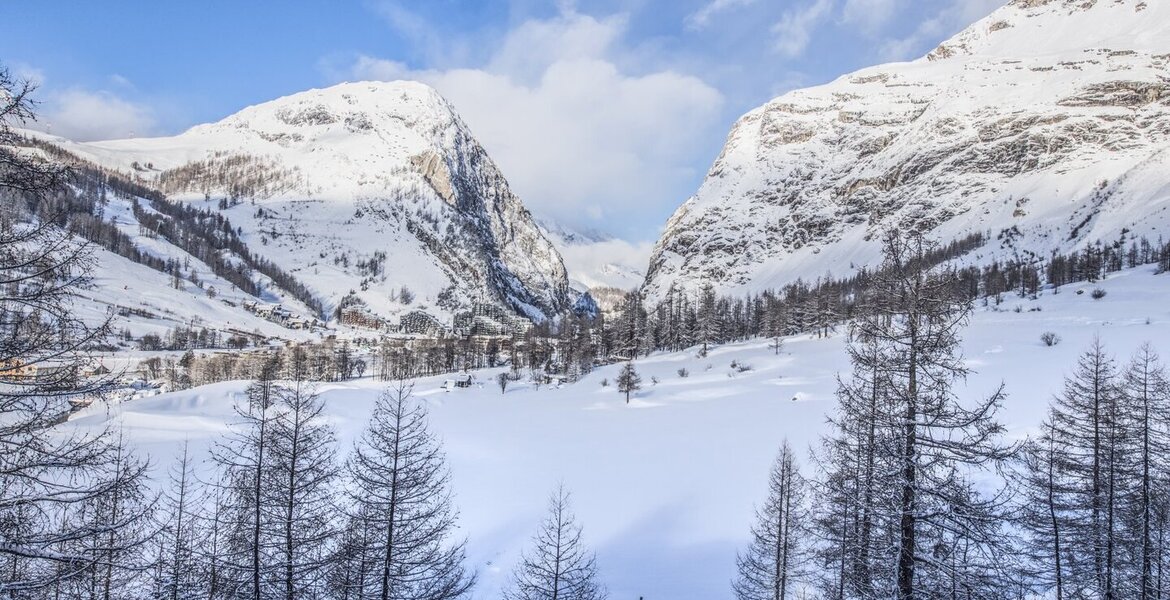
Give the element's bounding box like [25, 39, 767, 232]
[1045, 339, 1126, 598]
[268, 379, 339, 599]
[616, 362, 641, 404]
[337, 382, 473, 600]
[0, 64, 155, 597]
[211, 367, 280, 599]
[153, 441, 204, 600]
[734, 442, 808, 600]
[505, 485, 606, 600]
[1121, 344, 1170, 600]
[814, 231, 1017, 600]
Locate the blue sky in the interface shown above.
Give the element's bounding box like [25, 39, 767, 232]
[0, 0, 1001, 241]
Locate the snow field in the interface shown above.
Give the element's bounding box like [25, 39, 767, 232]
[63, 265, 1170, 598]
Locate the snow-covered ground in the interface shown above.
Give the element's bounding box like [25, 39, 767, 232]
[62, 266, 1170, 598]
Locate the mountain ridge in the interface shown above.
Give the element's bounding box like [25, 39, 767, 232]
[37, 80, 573, 322]
[642, 0, 1170, 303]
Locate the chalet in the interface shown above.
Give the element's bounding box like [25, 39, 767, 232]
[286, 316, 315, 330]
[0, 360, 75, 383]
[441, 374, 474, 391]
[0, 359, 36, 380]
[82, 362, 111, 378]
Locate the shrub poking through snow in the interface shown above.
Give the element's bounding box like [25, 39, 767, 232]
[1041, 332, 1061, 347]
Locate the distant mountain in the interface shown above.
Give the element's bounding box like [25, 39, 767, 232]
[643, 0, 1170, 303]
[536, 217, 649, 293]
[42, 81, 571, 322]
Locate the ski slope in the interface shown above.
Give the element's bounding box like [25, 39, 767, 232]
[62, 265, 1170, 598]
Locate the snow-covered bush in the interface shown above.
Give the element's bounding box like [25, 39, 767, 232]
[1041, 331, 1061, 347]
[1091, 288, 1107, 300]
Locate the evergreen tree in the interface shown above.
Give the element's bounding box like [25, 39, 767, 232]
[505, 486, 606, 600]
[153, 441, 204, 600]
[268, 379, 339, 599]
[616, 362, 641, 404]
[733, 441, 809, 600]
[337, 382, 474, 600]
[1045, 339, 1127, 598]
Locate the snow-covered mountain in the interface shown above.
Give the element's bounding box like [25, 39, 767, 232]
[536, 217, 650, 292]
[45, 81, 571, 322]
[643, 0, 1170, 303]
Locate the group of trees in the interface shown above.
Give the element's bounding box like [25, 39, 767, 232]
[137, 325, 253, 352]
[146, 370, 477, 600]
[1018, 340, 1170, 599]
[730, 232, 1170, 599]
[600, 232, 1170, 364]
[9, 132, 325, 320]
[485, 230, 1170, 390]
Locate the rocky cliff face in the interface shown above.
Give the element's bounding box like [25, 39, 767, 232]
[643, 0, 1170, 303]
[60, 81, 571, 321]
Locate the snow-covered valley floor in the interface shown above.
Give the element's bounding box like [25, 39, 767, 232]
[63, 266, 1170, 599]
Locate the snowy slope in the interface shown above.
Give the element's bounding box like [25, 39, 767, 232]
[74, 192, 319, 344]
[61, 265, 1170, 598]
[40, 81, 571, 321]
[537, 217, 649, 292]
[643, 0, 1170, 303]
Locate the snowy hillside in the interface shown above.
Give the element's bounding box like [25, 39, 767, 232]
[643, 0, 1170, 303]
[78, 192, 320, 345]
[62, 264, 1170, 598]
[537, 217, 649, 292]
[39, 81, 571, 322]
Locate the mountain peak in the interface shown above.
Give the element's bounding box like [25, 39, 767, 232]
[643, 0, 1170, 303]
[205, 80, 454, 137]
[47, 79, 572, 321]
[927, 0, 1161, 62]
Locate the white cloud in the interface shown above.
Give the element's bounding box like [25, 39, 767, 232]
[685, 0, 757, 31]
[34, 88, 158, 141]
[486, 12, 626, 84]
[771, 0, 835, 58]
[343, 9, 724, 239]
[557, 238, 654, 290]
